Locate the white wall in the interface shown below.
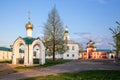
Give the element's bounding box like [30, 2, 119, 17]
[0, 51, 12, 61]
[0, 50, 25, 61]
[63, 43, 79, 59]
[45, 43, 79, 60]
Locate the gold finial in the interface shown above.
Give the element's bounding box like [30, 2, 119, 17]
[28, 11, 30, 22]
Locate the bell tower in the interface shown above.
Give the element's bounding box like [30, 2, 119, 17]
[25, 11, 33, 38]
[64, 25, 70, 40]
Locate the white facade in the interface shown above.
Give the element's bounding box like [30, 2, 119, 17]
[63, 26, 80, 59]
[46, 53, 63, 59]
[0, 49, 26, 61]
[45, 41, 80, 60]
[63, 41, 79, 59]
[0, 50, 12, 61]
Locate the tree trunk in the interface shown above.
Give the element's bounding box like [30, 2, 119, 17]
[53, 39, 55, 61]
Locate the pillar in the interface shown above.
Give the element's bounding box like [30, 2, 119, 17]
[29, 45, 33, 65]
[24, 45, 28, 65]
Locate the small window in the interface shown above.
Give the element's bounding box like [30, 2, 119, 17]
[72, 46, 74, 50]
[67, 46, 69, 50]
[72, 54, 74, 57]
[67, 54, 69, 57]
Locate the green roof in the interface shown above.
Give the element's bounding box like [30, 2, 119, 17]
[0, 47, 11, 51]
[22, 37, 36, 44]
[96, 49, 111, 53]
[84, 49, 112, 53]
[0, 47, 24, 53]
[65, 31, 69, 33]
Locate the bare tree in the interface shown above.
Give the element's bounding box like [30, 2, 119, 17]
[44, 6, 67, 61]
[109, 21, 120, 61]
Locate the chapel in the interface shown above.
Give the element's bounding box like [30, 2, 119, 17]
[12, 12, 45, 65]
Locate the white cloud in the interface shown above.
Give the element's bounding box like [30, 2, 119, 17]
[74, 32, 114, 49]
[74, 32, 91, 40]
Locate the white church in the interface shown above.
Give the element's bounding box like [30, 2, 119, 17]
[63, 26, 80, 59]
[46, 26, 81, 59]
[0, 14, 46, 66]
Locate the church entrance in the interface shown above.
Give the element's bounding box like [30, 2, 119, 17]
[17, 44, 25, 64]
[31, 38, 45, 65]
[12, 37, 45, 65]
[33, 45, 40, 64]
[12, 37, 26, 65]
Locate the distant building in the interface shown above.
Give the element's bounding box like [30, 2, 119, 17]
[0, 47, 12, 61]
[46, 25, 82, 59]
[82, 40, 116, 59]
[0, 47, 24, 61]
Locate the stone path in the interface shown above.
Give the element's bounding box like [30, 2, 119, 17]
[0, 59, 120, 80]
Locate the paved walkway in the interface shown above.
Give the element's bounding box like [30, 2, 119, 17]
[0, 59, 120, 80]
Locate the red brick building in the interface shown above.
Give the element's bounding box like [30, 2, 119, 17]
[83, 40, 107, 59]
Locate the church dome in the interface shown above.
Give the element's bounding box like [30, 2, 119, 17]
[26, 21, 33, 30]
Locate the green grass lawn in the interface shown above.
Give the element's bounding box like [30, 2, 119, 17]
[15, 59, 71, 69]
[21, 70, 120, 80]
[42, 59, 71, 67]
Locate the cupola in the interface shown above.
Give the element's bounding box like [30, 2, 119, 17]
[26, 11, 33, 38]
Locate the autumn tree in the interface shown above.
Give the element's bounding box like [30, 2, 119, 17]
[43, 6, 67, 61]
[109, 21, 120, 61]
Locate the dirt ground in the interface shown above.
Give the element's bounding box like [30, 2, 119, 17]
[0, 59, 120, 80]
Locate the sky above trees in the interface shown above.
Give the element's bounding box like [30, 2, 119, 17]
[0, 0, 120, 49]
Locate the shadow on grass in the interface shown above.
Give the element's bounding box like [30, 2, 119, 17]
[15, 59, 71, 70]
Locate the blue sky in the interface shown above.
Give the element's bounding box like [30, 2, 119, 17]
[0, 0, 120, 49]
